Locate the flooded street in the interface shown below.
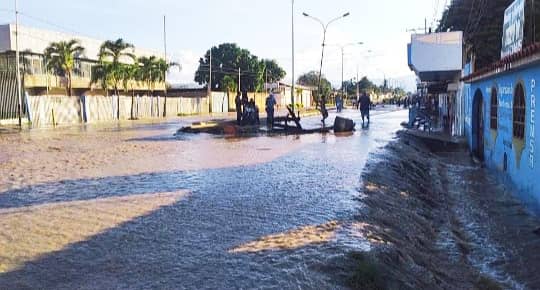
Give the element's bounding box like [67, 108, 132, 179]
[0, 108, 406, 289]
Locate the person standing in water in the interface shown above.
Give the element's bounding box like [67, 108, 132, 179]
[265, 92, 277, 129]
[359, 91, 371, 127]
[235, 91, 242, 125]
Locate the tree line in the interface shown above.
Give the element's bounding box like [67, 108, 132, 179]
[44, 38, 174, 118]
[194, 43, 286, 93]
[194, 43, 405, 104]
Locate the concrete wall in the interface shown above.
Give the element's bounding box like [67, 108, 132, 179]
[210, 92, 229, 113]
[465, 66, 540, 209]
[26, 94, 210, 126]
[27, 95, 82, 126]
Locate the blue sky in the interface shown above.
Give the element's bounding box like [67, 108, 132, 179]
[0, 0, 447, 91]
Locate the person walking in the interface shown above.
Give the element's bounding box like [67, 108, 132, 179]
[359, 91, 371, 127]
[235, 91, 242, 125]
[265, 92, 277, 129]
[336, 94, 343, 113]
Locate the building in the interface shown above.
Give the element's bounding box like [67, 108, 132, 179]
[462, 44, 540, 210]
[0, 23, 165, 96]
[407, 31, 465, 135]
[275, 82, 314, 109]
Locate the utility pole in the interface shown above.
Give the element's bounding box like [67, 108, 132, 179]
[356, 65, 359, 100]
[208, 48, 212, 95]
[291, 0, 295, 113]
[341, 47, 344, 101]
[15, 0, 22, 127]
[163, 15, 168, 117]
[208, 48, 212, 113]
[238, 68, 241, 92]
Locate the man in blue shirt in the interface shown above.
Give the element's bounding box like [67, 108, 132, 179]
[265, 93, 277, 129]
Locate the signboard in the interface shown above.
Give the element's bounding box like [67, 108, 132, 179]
[501, 0, 525, 58]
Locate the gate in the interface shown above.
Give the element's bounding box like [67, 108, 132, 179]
[0, 70, 25, 123]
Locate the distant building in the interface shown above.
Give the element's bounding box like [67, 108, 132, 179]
[0, 23, 166, 96]
[275, 82, 314, 109]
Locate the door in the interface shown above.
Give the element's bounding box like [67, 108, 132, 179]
[472, 89, 484, 161]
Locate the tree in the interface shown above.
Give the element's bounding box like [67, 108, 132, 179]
[262, 59, 286, 84]
[43, 39, 85, 96]
[138, 56, 160, 96]
[90, 62, 113, 96]
[437, 0, 540, 70]
[194, 43, 285, 92]
[297, 71, 332, 106]
[118, 63, 139, 119]
[153, 58, 178, 117]
[98, 39, 135, 119]
[221, 75, 237, 93]
[98, 39, 135, 96]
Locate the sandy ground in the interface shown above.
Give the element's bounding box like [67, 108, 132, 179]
[353, 131, 540, 290]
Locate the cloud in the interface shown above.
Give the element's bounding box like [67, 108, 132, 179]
[167, 49, 201, 85]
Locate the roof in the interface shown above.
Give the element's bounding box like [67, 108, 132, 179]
[0, 23, 164, 63]
[462, 43, 540, 83]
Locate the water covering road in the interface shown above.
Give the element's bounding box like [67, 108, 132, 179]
[0, 108, 407, 289]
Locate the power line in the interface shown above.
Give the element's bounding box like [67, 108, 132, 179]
[18, 11, 83, 36]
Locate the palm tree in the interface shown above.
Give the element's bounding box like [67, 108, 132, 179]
[91, 62, 113, 96]
[98, 39, 135, 118]
[119, 63, 139, 120]
[138, 56, 159, 96]
[44, 39, 85, 96]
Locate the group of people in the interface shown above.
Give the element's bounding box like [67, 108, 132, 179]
[234, 91, 277, 128]
[234, 92, 260, 126]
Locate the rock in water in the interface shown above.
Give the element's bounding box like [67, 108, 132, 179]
[334, 116, 355, 132]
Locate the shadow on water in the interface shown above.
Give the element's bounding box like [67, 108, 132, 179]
[0, 110, 407, 289]
[0, 151, 362, 289]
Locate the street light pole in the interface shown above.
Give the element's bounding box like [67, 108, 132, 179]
[334, 42, 363, 105]
[303, 11, 350, 123]
[163, 15, 168, 117]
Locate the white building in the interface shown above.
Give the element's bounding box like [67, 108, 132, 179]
[0, 23, 166, 95]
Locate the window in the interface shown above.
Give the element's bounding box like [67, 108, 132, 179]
[513, 84, 526, 140]
[490, 87, 498, 130]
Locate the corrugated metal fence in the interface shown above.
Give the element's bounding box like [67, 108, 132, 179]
[0, 71, 23, 121]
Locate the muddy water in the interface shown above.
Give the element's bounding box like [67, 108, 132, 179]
[0, 109, 406, 289]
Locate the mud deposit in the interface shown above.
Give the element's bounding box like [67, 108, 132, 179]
[354, 131, 540, 290]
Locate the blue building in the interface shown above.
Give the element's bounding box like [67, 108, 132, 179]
[463, 45, 540, 210]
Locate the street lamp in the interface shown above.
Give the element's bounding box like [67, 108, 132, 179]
[328, 42, 363, 105]
[303, 11, 350, 123]
[355, 49, 372, 99]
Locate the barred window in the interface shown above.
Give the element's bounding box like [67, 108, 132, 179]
[490, 87, 498, 130]
[513, 84, 526, 140]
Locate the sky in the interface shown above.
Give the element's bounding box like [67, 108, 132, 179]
[0, 0, 448, 92]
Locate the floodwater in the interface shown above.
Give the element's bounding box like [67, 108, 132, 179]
[0, 108, 406, 289]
